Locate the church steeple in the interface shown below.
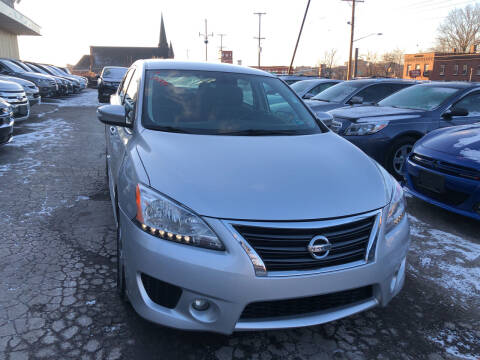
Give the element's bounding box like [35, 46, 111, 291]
[168, 41, 174, 59]
[158, 13, 169, 58]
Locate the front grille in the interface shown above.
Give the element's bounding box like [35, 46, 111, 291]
[410, 153, 480, 180]
[410, 174, 470, 206]
[141, 273, 182, 309]
[234, 216, 376, 272]
[240, 286, 373, 319]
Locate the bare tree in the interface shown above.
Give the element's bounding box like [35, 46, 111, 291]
[436, 4, 480, 53]
[363, 51, 381, 77]
[382, 49, 404, 77]
[319, 49, 337, 78]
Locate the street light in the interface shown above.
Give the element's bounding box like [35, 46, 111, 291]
[352, 33, 382, 78]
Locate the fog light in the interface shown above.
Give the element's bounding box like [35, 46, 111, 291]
[192, 299, 210, 311]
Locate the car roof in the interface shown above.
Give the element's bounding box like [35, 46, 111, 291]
[139, 60, 275, 77]
[345, 78, 417, 85]
[293, 79, 340, 85]
[414, 81, 480, 89]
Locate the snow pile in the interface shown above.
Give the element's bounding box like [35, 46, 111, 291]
[408, 214, 480, 302]
[453, 133, 480, 148]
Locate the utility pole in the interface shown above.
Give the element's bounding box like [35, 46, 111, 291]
[199, 19, 213, 62]
[218, 33, 226, 52]
[354, 47, 359, 78]
[343, 0, 364, 80]
[254, 12, 266, 67]
[288, 0, 311, 75]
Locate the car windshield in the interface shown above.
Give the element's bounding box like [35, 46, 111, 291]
[2, 60, 26, 73]
[102, 67, 127, 79]
[378, 85, 461, 111]
[291, 80, 320, 94]
[142, 69, 322, 135]
[311, 81, 365, 102]
[27, 63, 48, 74]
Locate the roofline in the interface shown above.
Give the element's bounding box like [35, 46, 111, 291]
[0, 1, 41, 36]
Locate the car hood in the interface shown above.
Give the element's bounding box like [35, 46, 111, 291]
[0, 75, 34, 87]
[418, 124, 480, 167]
[0, 79, 23, 91]
[304, 100, 346, 113]
[330, 105, 424, 121]
[136, 130, 388, 220]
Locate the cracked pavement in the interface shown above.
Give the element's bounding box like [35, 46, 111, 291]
[0, 90, 479, 360]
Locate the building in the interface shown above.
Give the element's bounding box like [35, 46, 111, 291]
[0, 0, 40, 59]
[73, 14, 174, 74]
[404, 48, 480, 81]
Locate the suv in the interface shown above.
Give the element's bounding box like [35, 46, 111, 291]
[304, 79, 416, 114]
[96, 60, 410, 335]
[0, 98, 13, 145]
[328, 82, 480, 178]
[0, 79, 29, 121]
[0, 59, 57, 98]
[97, 66, 127, 103]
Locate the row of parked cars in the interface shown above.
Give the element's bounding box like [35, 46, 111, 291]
[285, 76, 480, 221]
[0, 58, 88, 146]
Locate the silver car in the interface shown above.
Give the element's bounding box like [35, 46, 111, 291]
[97, 60, 410, 335]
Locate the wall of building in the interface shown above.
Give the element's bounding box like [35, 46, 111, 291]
[403, 53, 435, 81]
[0, 28, 19, 59]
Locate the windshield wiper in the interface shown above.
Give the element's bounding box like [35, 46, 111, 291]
[218, 129, 301, 136]
[313, 98, 330, 102]
[152, 126, 197, 134]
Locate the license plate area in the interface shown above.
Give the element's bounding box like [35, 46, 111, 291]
[418, 170, 445, 193]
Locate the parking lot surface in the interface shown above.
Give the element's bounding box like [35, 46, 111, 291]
[0, 90, 479, 360]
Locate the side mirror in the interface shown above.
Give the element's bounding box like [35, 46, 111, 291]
[303, 93, 314, 99]
[97, 105, 130, 127]
[348, 96, 363, 105]
[443, 107, 469, 119]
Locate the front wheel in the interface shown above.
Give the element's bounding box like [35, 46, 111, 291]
[386, 137, 416, 180]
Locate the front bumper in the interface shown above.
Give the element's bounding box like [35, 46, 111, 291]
[405, 158, 480, 220]
[0, 117, 14, 145]
[38, 86, 56, 98]
[27, 93, 41, 106]
[10, 101, 30, 121]
[121, 207, 410, 334]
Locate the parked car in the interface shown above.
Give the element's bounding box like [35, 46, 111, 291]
[0, 79, 29, 121]
[30, 63, 80, 94]
[404, 124, 480, 220]
[305, 79, 416, 114]
[0, 98, 13, 145]
[0, 75, 40, 106]
[97, 66, 127, 102]
[278, 75, 320, 85]
[42, 64, 85, 91]
[290, 79, 342, 99]
[328, 82, 480, 178]
[21, 61, 70, 96]
[96, 60, 410, 334]
[49, 65, 88, 89]
[0, 59, 57, 98]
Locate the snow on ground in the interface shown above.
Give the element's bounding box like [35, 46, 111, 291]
[55, 89, 99, 107]
[7, 118, 71, 150]
[408, 214, 480, 303]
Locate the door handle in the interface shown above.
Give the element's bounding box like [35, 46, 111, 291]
[109, 126, 116, 135]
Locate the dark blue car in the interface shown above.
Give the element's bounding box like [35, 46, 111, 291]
[404, 124, 480, 220]
[329, 82, 480, 178]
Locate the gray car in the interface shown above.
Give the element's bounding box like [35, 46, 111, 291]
[290, 79, 342, 99]
[0, 75, 41, 106]
[96, 60, 410, 335]
[0, 79, 29, 121]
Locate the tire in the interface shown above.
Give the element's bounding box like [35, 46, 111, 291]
[386, 136, 417, 180]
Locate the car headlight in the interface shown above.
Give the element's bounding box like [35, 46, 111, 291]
[344, 121, 389, 136]
[135, 183, 224, 250]
[385, 177, 406, 233]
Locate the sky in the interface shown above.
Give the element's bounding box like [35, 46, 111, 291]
[15, 0, 479, 68]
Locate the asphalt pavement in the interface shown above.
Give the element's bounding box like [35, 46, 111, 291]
[0, 90, 478, 360]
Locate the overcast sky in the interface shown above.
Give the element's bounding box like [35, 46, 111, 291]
[16, 0, 478, 67]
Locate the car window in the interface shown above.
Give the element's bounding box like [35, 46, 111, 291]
[311, 81, 365, 103]
[102, 67, 127, 79]
[119, 69, 134, 101]
[125, 70, 139, 101]
[355, 83, 410, 104]
[378, 85, 460, 111]
[453, 91, 480, 116]
[142, 69, 322, 135]
[310, 82, 336, 96]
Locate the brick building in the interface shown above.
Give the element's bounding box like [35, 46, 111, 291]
[404, 47, 480, 81]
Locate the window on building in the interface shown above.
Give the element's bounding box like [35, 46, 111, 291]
[415, 64, 421, 70]
[424, 64, 430, 71]
[440, 64, 445, 75]
[462, 65, 468, 75]
[453, 64, 459, 75]
[406, 65, 412, 74]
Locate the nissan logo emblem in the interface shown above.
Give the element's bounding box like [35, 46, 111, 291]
[307, 235, 332, 259]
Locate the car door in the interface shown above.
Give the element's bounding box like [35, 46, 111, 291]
[440, 90, 480, 127]
[106, 68, 135, 185]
